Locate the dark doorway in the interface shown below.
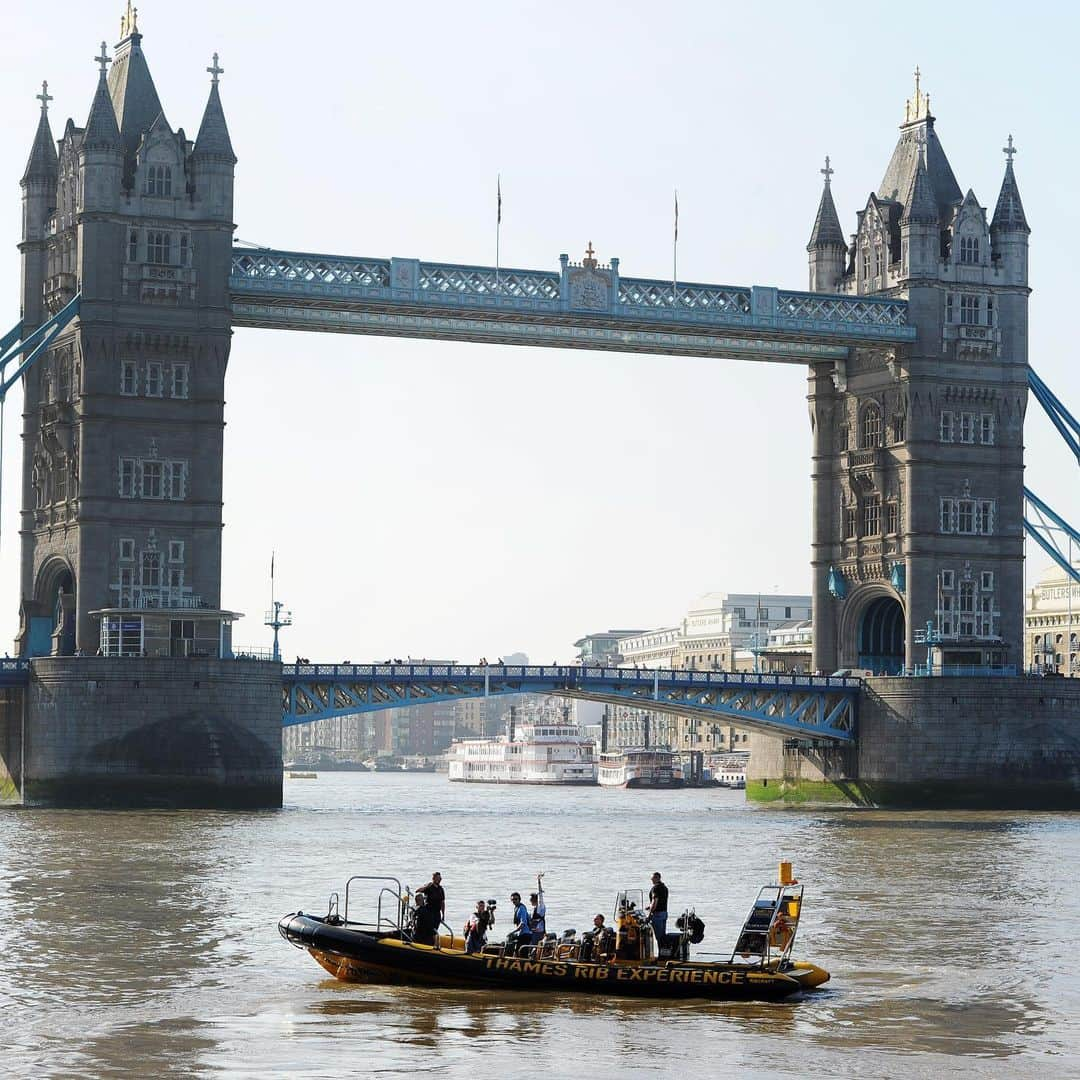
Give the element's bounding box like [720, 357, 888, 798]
[858, 596, 905, 674]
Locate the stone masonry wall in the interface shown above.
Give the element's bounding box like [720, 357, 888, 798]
[747, 676, 1080, 808]
[21, 657, 282, 808]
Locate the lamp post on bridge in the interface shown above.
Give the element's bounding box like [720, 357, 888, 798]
[265, 600, 292, 663]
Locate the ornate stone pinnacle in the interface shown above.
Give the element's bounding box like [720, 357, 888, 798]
[1003, 134, 1017, 164]
[95, 42, 110, 76]
[207, 52, 224, 85]
[36, 80, 53, 113]
[821, 155, 834, 186]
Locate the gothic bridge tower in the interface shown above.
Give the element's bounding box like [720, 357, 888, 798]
[806, 73, 1029, 674]
[17, 7, 236, 657]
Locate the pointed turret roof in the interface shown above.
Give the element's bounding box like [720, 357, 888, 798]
[900, 152, 937, 224]
[807, 156, 844, 250]
[991, 136, 1030, 234]
[85, 46, 122, 152]
[107, 14, 165, 170]
[878, 72, 961, 223]
[22, 82, 58, 184]
[192, 78, 237, 164]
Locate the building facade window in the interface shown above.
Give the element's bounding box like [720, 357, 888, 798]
[959, 412, 974, 443]
[166, 461, 187, 500]
[179, 234, 190, 266]
[119, 457, 137, 498]
[169, 540, 184, 563]
[892, 412, 906, 443]
[940, 570, 955, 591]
[844, 507, 857, 539]
[940, 411, 953, 442]
[146, 361, 163, 397]
[171, 363, 189, 399]
[116, 456, 189, 500]
[959, 236, 980, 264]
[980, 414, 995, 445]
[119, 538, 135, 561]
[120, 360, 138, 396]
[147, 231, 172, 265]
[142, 461, 163, 499]
[863, 495, 881, 536]
[861, 405, 882, 449]
[128, 230, 139, 262]
[145, 165, 172, 197]
[886, 501, 899, 534]
[960, 294, 981, 325]
[981, 571, 995, 591]
[940, 497, 995, 535]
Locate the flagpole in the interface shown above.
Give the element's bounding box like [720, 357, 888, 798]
[496, 174, 502, 294]
[673, 188, 679, 308]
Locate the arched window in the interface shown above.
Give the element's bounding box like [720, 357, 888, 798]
[861, 404, 882, 448]
[145, 165, 173, 197]
[959, 235, 980, 264]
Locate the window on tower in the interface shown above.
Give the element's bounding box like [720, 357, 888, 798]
[959, 236, 980, 264]
[145, 165, 172, 197]
[128, 230, 139, 262]
[147, 232, 172, 265]
[861, 405, 882, 448]
[862, 495, 881, 536]
[960, 295, 981, 325]
[120, 360, 138, 396]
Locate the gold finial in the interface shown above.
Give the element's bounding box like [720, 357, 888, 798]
[120, 1, 139, 39]
[903, 65, 930, 124]
[583, 241, 597, 268]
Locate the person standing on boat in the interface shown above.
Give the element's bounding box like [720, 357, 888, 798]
[417, 872, 446, 930]
[464, 900, 493, 954]
[648, 872, 669, 941]
[528, 876, 546, 945]
[508, 892, 532, 953]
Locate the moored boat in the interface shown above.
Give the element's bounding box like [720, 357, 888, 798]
[278, 864, 829, 1000]
[598, 748, 684, 789]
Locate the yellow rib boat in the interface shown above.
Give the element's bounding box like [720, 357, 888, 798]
[278, 863, 830, 1001]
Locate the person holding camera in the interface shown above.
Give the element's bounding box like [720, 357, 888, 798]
[463, 899, 494, 954]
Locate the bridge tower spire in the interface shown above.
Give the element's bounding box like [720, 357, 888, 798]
[15, 12, 238, 660]
[805, 72, 1030, 675]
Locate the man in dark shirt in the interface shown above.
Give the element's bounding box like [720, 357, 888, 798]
[417, 872, 445, 929]
[648, 872, 669, 941]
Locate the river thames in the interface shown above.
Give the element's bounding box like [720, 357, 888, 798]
[1, 774, 1077, 1078]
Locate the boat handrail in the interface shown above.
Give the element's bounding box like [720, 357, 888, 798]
[436, 920, 461, 951]
[343, 874, 404, 929]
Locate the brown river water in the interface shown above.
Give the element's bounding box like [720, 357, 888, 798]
[1, 774, 1077, 1078]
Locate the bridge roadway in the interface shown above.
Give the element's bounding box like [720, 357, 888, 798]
[229, 247, 914, 365]
[0, 659, 857, 742]
[282, 663, 859, 743]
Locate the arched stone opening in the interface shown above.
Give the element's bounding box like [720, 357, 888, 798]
[32, 557, 76, 657]
[858, 595, 905, 674]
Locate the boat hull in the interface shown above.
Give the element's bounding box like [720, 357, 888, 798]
[278, 914, 826, 1000]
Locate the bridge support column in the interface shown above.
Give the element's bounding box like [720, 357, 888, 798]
[747, 676, 1080, 808]
[11, 658, 282, 808]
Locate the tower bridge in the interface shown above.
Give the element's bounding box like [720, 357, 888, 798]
[2, 7, 1079, 809]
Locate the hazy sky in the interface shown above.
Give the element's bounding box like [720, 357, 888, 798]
[0, 1, 1076, 663]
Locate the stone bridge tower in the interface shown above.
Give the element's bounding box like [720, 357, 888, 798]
[806, 73, 1030, 674]
[17, 8, 236, 657]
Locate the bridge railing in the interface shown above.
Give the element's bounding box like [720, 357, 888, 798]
[280, 662, 862, 690]
[231, 249, 913, 341]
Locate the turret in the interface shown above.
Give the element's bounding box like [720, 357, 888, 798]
[899, 133, 938, 278]
[190, 54, 237, 222]
[81, 43, 124, 213]
[20, 82, 58, 330]
[991, 135, 1030, 287]
[807, 157, 846, 292]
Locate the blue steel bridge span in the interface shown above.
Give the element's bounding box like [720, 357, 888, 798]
[228, 247, 915, 363]
[282, 663, 860, 744]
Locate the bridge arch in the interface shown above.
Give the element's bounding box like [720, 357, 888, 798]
[837, 583, 905, 674]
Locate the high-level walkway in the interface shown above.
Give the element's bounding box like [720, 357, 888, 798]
[229, 247, 915, 364]
[282, 662, 859, 743]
